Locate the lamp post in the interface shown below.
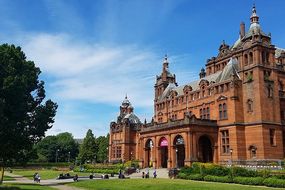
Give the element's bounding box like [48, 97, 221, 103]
[56, 149, 59, 163]
[230, 148, 233, 166]
[175, 147, 178, 168]
[106, 147, 109, 163]
[68, 151, 71, 163]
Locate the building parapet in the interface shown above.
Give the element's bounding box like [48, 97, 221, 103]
[141, 115, 217, 133]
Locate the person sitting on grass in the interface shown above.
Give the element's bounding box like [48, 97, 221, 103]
[73, 174, 78, 182]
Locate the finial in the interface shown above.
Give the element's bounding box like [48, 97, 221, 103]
[164, 54, 168, 61]
[125, 94, 128, 99]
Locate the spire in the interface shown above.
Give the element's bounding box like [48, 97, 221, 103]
[250, 4, 259, 24]
[163, 54, 169, 72]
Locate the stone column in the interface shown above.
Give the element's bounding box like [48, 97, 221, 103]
[167, 134, 172, 168]
[184, 131, 191, 166]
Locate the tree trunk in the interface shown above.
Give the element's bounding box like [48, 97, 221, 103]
[0, 166, 4, 184]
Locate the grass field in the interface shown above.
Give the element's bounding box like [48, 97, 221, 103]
[0, 183, 55, 190]
[12, 169, 90, 180]
[3, 176, 15, 181]
[69, 178, 285, 190]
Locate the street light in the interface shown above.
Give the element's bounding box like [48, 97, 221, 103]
[56, 149, 59, 163]
[175, 148, 178, 168]
[230, 149, 233, 166]
[68, 152, 71, 163]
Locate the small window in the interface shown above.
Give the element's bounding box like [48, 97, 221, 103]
[270, 129, 276, 146]
[249, 52, 253, 64]
[219, 104, 223, 119]
[247, 99, 253, 112]
[206, 107, 210, 119]
[267, 85, 273, 98]
[250, 146, 257, 159]
[244, 54, 248, 65]
[221, 130, 230, 154]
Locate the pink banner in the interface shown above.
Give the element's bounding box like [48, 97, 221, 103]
[160, 138, 168, 147]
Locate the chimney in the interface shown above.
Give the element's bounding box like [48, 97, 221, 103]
[240, 22, 245, 38]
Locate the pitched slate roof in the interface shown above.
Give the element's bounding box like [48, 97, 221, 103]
[157, 58, 239, 102]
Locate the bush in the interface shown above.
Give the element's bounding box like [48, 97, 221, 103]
[186, 174, 204, 181]
[177, 173, 187, 179]
[232, 167, 258, 177]
[263, 177, 285, 188]
[204, 175, 233, 183]
[233, 177, 264, 186]
[200, 163, 230, 176]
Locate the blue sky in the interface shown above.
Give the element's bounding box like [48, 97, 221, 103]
[0, 0, 285, 138]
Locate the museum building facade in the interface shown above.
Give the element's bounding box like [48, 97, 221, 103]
[109, 5, 285, 168]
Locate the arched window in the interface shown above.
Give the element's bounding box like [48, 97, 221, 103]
[244, 54, 248, 65]
[219, 104, 223, 119]
[206, 107, 210, 119]
[223, 103, 227, 119]
[249, 52, 253, 64]
[267, 85, 273, 98]
[249, 145, 257, 159]
[247, 99, 253, 112]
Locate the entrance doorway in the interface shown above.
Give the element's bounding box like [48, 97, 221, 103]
[145, 139, 153, 167]
[198, 135, 213, 162]
[174, 135, 185, 168]
[159, 137, 168, 168]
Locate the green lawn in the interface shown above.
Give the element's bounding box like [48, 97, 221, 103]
[3, 176, 15, 181]
[13, 169, 90, 180]
[69, 179, 284, 190]
[0, 183, 55, 190]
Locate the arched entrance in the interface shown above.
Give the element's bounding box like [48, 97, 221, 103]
[145, 139, 153, 167]
[159, 137, 168, 168]
[198, 135, 213, 162]
[174, 135, 185, 168]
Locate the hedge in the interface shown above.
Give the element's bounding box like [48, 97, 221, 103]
[203, 175, 233, 183]
[185, 174, 204, 181]
[233, 177, 264, 186]
[263, 177, 285, 188]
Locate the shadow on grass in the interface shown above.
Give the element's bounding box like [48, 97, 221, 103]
[0, 183, 38, 190]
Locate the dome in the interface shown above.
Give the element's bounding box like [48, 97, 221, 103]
[123, 113, 141, 124]
[121, 95, 130, 107]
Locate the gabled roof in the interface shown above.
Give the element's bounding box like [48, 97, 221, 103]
[157, 58, 239, 102]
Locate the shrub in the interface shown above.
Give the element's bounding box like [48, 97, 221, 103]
[258, 169, 271, 178]
[263, 177, 285, 188]
[232, 167, 258, 177]
[177, 173, 187, 179]
[200, 163, 230, 176]
[233, 177, 264, 186]
[271, 174, 285, 180]
[186, 174, 204, 181]
[204, 175, 233, 183]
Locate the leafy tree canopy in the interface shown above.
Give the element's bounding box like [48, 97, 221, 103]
[78, 129, 98, 164]
[0, 44, 57, 165]
[95, 133, 109, 163]
[36, 132, 79, 162]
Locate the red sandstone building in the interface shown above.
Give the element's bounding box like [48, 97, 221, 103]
[109, 5, 285, 168]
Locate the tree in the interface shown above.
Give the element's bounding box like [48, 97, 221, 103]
[0, 44, 57, 182]
[36, 132, 79, 162]
[78, 129, 98, 164]
[95, 134, 109, 163]
[56, 132, 79, 162]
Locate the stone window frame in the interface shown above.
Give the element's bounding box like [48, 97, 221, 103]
[221, 130, 230, 155]
[247, 99, 253, 112]
[219, 103, 228, 120]
[269, 128, 276, 146]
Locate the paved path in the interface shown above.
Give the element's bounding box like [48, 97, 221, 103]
[129, 168, 169, 179]
[4, 172, 83, 190]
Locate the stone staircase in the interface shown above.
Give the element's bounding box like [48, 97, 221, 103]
[128, 168, 169, 179]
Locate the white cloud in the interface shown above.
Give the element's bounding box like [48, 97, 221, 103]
[22, 33, 164, 107]
[17, 33, 197, 137]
